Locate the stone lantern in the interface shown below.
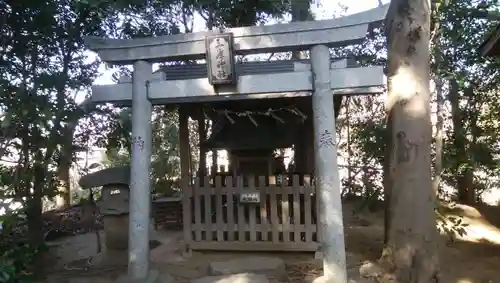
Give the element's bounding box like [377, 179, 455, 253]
[99, 184, 130, 250]
[79, 166, 131, 252]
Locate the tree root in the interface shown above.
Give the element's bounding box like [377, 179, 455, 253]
[358, 258, 440, 283]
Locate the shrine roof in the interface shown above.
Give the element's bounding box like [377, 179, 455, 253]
[156, 58, 357, 81]
[480, 24, 500, 57]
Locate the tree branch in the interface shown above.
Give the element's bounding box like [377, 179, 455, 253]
[468, 9, 500, 20]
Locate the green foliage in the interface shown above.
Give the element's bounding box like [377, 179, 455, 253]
[100, 107, 183, 196]
[349, 111, 386, 165]
[0, 0, 115, 257]
[435, 203, 470, 243]
[189, 0, 289, 27]
[0, 213, 43, 283]
[343, 0, 500, 208]
[433, 0, 500, 203]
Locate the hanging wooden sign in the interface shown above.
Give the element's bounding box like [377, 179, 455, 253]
[205, 33, 236, 85]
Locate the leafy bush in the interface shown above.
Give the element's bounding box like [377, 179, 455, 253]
[435, 202, 469, 243]
[0, 213, 43, 283]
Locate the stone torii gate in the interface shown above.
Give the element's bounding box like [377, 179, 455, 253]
[85, 5, 388, 283]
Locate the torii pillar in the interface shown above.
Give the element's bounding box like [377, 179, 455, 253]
[116, 61, 172, 283]
[127, 60, 155, 280]
[311, 45, 347, 283]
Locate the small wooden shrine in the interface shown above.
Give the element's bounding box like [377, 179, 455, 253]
[179, 98, 340, 251]
[161, 58, 349, 252]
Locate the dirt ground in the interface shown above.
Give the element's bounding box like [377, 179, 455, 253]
[46, 200, 500, 283]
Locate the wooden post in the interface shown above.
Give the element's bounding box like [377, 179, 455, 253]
[211, 150, 218, 175]
[179, 106, 192, 255]
[198, 111, 207, 178]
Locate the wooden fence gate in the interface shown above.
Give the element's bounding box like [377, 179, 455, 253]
[183, 175, 318, 251]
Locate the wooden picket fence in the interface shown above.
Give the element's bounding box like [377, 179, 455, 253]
[152, 196, 183, 230]
[182, 174, 318, 252]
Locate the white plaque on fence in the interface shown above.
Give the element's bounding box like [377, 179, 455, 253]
[239, 191, 260, 204]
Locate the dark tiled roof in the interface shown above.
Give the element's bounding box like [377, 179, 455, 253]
[480, 24, 500, 57]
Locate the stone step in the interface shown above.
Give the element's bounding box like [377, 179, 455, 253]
[191, 273, 269, 283]
[208, 257, 286, 281]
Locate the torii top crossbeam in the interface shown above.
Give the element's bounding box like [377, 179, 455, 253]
[84, 5, 389, 105]
[84, 5, 389, 64]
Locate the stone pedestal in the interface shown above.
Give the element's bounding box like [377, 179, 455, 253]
[79, 169, 172, 281]
[208, 257, 286, 281]
[115, 269, 173, 283]
[103, 214, 129, 250]
[98, 185, 131, 251]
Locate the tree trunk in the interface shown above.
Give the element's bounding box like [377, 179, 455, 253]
[457, 170, 475, 204]
[432, 78, 444, 195]
[449, 81, 475, 204]
[383, 111, 394, 246]
[380, 0, 440, 281]
[211, 149, 218, 174]
[88, 188, 102, 254]
[466, 96, 480, 204]
[55, 163, 71, 209]
[290, 0, 312, 60]
[55, 125, 74, 209]
[198, 114, 207, 178]
[347, 98, 353, 190]
[27, 163, 47, 278]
